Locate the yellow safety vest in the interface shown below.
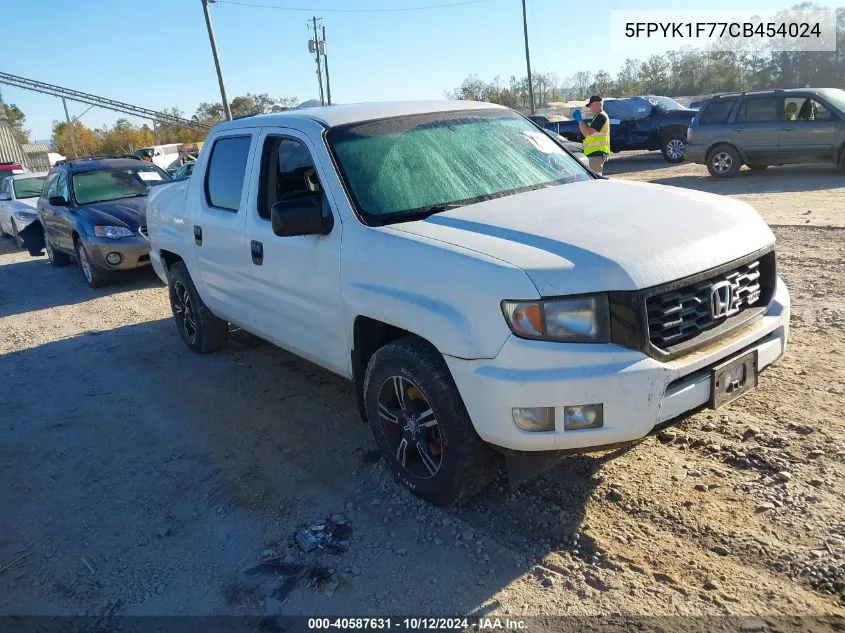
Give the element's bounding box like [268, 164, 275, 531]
[582, 110, 610, 156]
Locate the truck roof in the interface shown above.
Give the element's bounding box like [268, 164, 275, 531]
[214, 100, 509, 131]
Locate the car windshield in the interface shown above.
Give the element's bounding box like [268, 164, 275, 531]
[645, 96, 686, 111]
[327, 109, 591, 224]
[71, 166, 170, 205]
[820, 88, 845, 113]
[13, 176, 46, 199]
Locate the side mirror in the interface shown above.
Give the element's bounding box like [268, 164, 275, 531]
[49, 196, 68, 206]
[271, 194, 333, 237]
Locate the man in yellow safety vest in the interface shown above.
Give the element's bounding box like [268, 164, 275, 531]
[577, 95, 610, 175]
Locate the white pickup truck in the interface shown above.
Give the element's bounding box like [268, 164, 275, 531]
[146, 101, 790, 505]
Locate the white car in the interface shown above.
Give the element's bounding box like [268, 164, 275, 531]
[146, 101, 790, 505]
[0, 171, 49, 248]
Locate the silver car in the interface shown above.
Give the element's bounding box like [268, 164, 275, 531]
[0, 171, 49, 248]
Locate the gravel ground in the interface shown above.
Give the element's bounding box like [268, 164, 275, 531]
[1, 156, 843, 621]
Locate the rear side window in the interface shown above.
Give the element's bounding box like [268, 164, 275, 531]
[204, 135, 252, 211]
[699, 100, 737, 124]
[736, 98, 780, 123]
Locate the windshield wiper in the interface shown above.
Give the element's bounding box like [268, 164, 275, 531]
[414, 203, 464, 217]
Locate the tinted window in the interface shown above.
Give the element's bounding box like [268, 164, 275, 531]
[44, 173, 60, 198]
[13, 176, 47, 199]
[258, 137, 322, 220]
[72, 167, 167, 205]
[699, 100, 737, 124]
[205, 135, 252, 211]
[737, 98, 780, 123]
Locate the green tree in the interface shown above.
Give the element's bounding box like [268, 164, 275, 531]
[51, 120, 98, 158]
[4, 104, 30, 145]
[588, 70, 615, 96]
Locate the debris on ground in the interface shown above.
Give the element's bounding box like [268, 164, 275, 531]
[295, 515, 352, 554]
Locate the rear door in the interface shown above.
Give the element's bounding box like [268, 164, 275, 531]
[189, 131, 258, 328]
[780, 95, 839, 162]
[731, 96, 782, 164]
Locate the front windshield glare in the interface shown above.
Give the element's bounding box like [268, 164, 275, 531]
[72, 167, 167, 205]
[327, 110, 591, 223]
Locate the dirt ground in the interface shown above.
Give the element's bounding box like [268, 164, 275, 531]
[1, 155, 843, 622]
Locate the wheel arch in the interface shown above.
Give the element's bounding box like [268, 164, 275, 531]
[660, 124, 688, 142]
[351, 317, 450, 424]
[706, 141, 747, 165]
[159, 249, 184, 269]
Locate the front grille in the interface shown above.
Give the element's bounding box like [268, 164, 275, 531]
[138, 225, 148, 238]
[646, 259, 763, 349]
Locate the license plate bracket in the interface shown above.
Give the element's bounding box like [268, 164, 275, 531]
[710, 351, 758, 409]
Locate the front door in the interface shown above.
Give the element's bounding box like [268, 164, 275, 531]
[780, 95, 839, 162]
[242, 128, 347, 376]
[731, 96, 782, 164]
[40, 171, 75, 253]
[189, 132, 259, 328]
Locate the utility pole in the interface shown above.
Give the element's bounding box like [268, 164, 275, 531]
[201, 0, 232, 121]
[322, 25, 332, 105]
[521, 0, 535, 114]
[61, 97, 78, 158]
[311, 17, 325, 106]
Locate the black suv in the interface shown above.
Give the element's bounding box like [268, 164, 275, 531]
[20, 156, 172, 287]
[685, 88, 845, 177]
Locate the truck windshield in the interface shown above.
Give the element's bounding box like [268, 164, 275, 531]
[326, 109, 592, 225]
[13, 176, 47, 199]
[72, 166, 170, 205]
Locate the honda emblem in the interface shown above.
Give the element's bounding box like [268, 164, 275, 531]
[710, 281, 734, 319]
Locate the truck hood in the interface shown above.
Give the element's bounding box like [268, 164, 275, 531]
[77, 197, 147, 230]
[389, 179, 774, 296]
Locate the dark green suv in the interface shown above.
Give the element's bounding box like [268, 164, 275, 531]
[685, 88, 845, 177]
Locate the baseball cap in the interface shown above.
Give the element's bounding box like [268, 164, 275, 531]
[586, 95, 603, 106]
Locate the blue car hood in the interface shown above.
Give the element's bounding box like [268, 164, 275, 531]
[77, 196, 147, 230]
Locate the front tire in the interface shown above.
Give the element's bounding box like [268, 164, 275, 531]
[363, 337, 500, 506]
[707, 145, 741, 178]
[44, 227, 70, 267]
[75, 239, 110, 288]
[661, 135, 686, 163]
[11, 220, 23, 249]
[167, 261, 228, 353]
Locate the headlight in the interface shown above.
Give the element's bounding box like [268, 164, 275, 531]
[501, 295, 610, 342]
[13, 210, 38, 221]
[94, 226, 134, 239]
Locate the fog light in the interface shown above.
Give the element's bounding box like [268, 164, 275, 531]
[512, 407, 555, 432]
[563, 404, 604, 431]
[106, 252, 122, 265]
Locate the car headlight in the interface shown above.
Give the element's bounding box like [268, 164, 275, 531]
[502, 295, 610, 342]
[13, 210, 38, 221]
[94, 226, 134, 239]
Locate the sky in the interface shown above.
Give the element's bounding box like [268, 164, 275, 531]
[1, 0, 838, 140]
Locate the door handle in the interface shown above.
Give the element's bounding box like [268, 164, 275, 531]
[250, 240, 263, 266]
[193, 225, 202, 246]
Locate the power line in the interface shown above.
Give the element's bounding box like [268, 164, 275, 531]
[216, 0, 491, 13]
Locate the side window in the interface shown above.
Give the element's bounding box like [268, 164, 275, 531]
[258, 136, 322, 220]
[736, 98, 780, 123]
[204, 135, 252, 212]
[0, 177, 9, 197]
[45, 173, 63, 198]
[785, 97, 836, 122]
[699, 100, 737, 125]
[56, 173, 69, 199]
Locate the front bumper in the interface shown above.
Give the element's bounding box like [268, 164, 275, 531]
[445, 277, 790, 452]
[85, 235, 151, 271]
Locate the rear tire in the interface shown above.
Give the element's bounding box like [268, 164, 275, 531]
[707, 145, 741, 178]
[167, 261, 228, 353]
[363, 337, 500, 506]
[661, 135, 686, 163]
[75, 239, 110, 288]
[44, 227, 70, 267]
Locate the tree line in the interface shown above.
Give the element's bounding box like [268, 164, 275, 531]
[447, 4, 844, 109]
[5, 93, 299, 159]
